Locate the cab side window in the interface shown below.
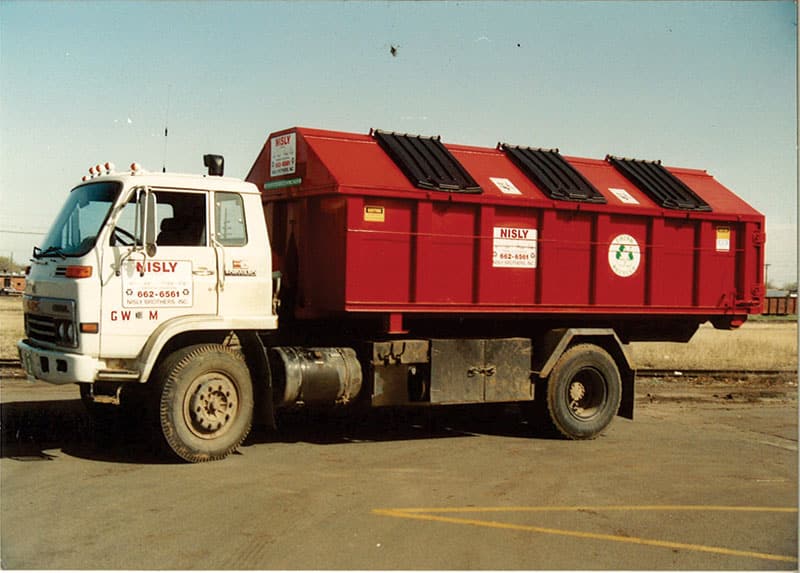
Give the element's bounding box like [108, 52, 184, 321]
[214, 192, 247, 246]
[111, 198, 140, 246]
[154, 191, 207, 247]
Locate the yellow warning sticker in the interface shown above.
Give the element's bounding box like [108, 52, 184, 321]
[364, 205, 385, 222]
[716, 226, 731, 252]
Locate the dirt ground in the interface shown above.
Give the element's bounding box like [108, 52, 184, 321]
[1, 302, 797, 569]
[0, 367, 797, 570]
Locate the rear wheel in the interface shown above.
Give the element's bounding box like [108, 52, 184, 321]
[154, 344, 253, 462]
[538, 344, 622, 439]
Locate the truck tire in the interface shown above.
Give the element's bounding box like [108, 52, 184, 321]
[155, 344, 254, 462]
[542, 343, 622, 440]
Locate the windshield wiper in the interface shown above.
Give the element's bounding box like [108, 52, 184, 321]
[33, 246, 67, 259]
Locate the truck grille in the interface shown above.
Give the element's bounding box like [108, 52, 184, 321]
[22, 296, 77, 347]
[25, 313, 57, 343]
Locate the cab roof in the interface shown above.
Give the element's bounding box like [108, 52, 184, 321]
[75, 169, 259, 195]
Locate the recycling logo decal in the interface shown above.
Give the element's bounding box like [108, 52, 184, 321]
[608, 234, 641, 278]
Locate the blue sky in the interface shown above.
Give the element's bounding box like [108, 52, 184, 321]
[1, 1, 796, 285]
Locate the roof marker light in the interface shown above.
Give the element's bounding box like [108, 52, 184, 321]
[130, 162, 141, 174]
[89, 166, 96, 176]
[104, 161, 115, 174]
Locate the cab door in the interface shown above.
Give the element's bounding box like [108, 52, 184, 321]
[212, 191, 271, 320]
[100, 189, 218, 359]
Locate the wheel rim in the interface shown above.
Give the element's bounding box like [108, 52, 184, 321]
[183, 373, 239, 440]
[565, 367, 607, 421]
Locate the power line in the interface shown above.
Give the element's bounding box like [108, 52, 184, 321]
[0, 229, 47, 236]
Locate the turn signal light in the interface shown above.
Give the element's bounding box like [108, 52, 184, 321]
[65, 266, 93, 279]
[80, 323, 99, 334]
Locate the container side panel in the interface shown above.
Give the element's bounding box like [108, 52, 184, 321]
[695, 220, 737, 309]
[593, 215, 648, 307]
[539, 211, 592, 306]
[480, 206, 539, 304]
[345, 196, 412, 305]
[296, 197, 347, 314]
[650, 219, 695, 307]
[416, 203, 476, 304]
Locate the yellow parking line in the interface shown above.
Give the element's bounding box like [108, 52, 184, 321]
[385, 505, 799, 514]
[372, 506, 798, 564]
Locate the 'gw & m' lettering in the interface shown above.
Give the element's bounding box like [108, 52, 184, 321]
[111, 310, 159, 321]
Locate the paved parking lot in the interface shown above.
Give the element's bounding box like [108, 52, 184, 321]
[1, 373, 797, 569]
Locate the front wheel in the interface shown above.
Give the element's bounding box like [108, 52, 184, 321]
[155, 344, 254, 462]
[540, 344, 622, 440]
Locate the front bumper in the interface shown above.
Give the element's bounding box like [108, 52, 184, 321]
[17, 339, 103, 385]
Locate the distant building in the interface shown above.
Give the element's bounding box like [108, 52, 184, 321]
[0, 272, 25, 296]
[763, 289, 797, 316]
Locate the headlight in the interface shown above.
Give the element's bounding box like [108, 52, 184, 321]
[55, 320, 78, 347]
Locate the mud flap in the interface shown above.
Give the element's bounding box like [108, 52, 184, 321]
[238, 331, 275, 429]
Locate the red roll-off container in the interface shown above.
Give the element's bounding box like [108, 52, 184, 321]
[246, 128, 765, 340]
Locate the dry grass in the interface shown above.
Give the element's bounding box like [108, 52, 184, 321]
[628, 321, 798, 371]
[1, 297, 797, 371]
[0, 297, 25, 358]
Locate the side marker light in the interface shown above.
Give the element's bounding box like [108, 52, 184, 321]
[65, 266, 93, 279]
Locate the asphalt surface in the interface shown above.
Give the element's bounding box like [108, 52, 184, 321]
[0, 370, 797, 570]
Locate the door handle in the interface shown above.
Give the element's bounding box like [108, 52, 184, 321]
[193, 268, 214, 276]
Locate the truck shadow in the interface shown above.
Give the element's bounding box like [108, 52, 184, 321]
[1, 400, 545, 464]
[259, 404, 540, 446]
[0, 399, 169, 464]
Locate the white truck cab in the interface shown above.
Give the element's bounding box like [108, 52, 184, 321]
[18, 160, 276, 390]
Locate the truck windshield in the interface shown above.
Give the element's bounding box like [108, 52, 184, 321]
[34, 181, 123, 259]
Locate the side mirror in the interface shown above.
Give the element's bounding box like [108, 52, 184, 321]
[137, 187, 158, 257]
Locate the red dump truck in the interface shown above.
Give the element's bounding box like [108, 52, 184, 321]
[19, 127, 765, 462]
